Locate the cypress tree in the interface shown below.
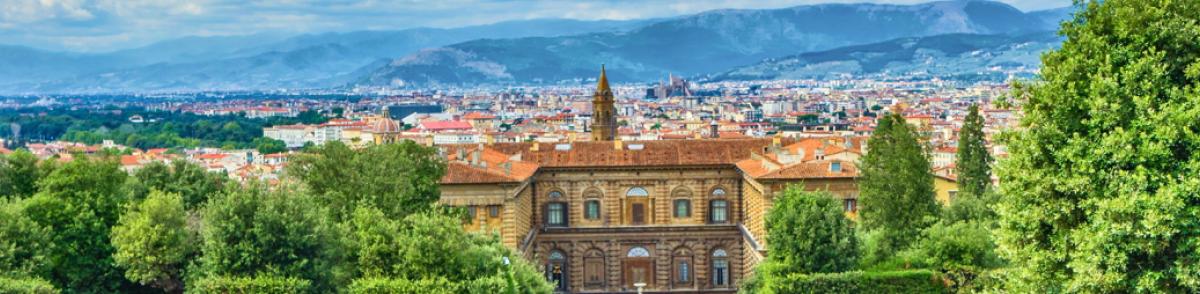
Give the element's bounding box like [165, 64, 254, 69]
[955, 104, 992, 199]
[858, 113, 939, 262]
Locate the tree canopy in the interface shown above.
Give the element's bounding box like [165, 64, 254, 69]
[21, 158, 133, 292]
[111, 190, 194, 292]
[996, 0, 1200, 291]
[288, 141, 446, 220]
[763, 186, 858, 275]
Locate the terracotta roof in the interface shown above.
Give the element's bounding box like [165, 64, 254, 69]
[456, 138, 791, 168]
[120, 155, 141, 166]
[421, 120, 473, 131]
[196, 153, 229, 160]
[756, 160, 859, 179]
[0, 146, 11, 155]
[462, 112, 496, 120]
[442, 146, 539, 184]
[780, 137, 866, 161]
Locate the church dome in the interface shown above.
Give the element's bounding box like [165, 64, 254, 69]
[373, 117, 401, 133]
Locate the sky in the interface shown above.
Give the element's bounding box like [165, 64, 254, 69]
[0, 0, 1073, 53]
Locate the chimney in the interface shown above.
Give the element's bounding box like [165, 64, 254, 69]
[485, 134, 494, 145]
[772, 134, 782, 148]
[531, 142, 540, 152]
[471, 150, 481, 166]
[614, 139, 624, 151]
[843, 134, 853, 149]
[457, 148, 467, 162]
[503, 162, 512, 176]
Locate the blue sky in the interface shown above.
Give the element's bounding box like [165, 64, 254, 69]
[0, 0, 1073, 53]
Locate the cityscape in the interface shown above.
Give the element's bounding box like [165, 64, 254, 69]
[1, 0, 1197, 293]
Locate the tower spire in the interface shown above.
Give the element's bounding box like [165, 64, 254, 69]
[591, 64, 617, 141]
[597, 64, 610, 94]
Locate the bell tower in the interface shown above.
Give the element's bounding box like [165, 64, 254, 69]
[591, 65, 617, 141]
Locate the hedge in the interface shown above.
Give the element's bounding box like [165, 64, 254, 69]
[0, 277, 59, 294]
[348, 277, 513, 294]
[766, 270, 947, 294]
[347, 278, 457, 294]
[189, 276, 310, 294]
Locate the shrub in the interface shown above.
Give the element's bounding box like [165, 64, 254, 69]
[189, 276, 310, 294]
[764, 270, 947, 294]
[347, 276, 542, 294]
[0, 277, 58, 294]
[347, 278, 457, 294]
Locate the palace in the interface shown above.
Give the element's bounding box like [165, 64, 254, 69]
[438, 68, 868, 293]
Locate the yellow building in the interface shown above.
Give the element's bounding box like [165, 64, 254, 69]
[933, 174, 959, 205]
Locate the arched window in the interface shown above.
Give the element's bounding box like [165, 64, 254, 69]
[547, 250, 568, 291]
[709, 200, 729, 223]
[549, 191, 564, 198]
[673, 247, 693, 287]
[584, 249, 605, 288]
[712, 249, 729, 288]
[674, 199, 691, 218]
[627, 246, 651, 257]
[711, 188, 727, 197]
[584, 199, 601, 220]
[626, 187, 649, 197]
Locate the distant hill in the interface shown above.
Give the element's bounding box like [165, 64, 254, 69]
[358, 0, 1064, 88]
[0, 1, 1078, 93]
[0, 18, 650, 94]
[709, 32, 1062, 82]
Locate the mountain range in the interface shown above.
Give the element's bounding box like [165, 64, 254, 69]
[0, 0, 1074, 94]
[710, 32, 1062, 82]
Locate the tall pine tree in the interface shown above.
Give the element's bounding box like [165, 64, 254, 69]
[859, 113, 939, 263]
[955, 104, 992, 199]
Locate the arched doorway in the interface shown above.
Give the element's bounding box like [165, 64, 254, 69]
[623, 246, 653, 289]
[547, 250, 568, 291]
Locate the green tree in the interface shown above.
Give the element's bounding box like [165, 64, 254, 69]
[858, 113, 939, 264]
[253, 137, 287, 154]
[996, 0, 1200, 292]
[955, 104, 992, 199]
[197, 183, 345, 292]
[133, 160, 227, 210]
[763, 186, 858, 275]
[0, 149, 40, 198]
[0, 197, 53, 278]
[347, 207, 551, 292]
[111, 190, 194, 292]
[21, 158, 132, 292]
[903, 220, 1002, 292]
[288, 141, 445, 220]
